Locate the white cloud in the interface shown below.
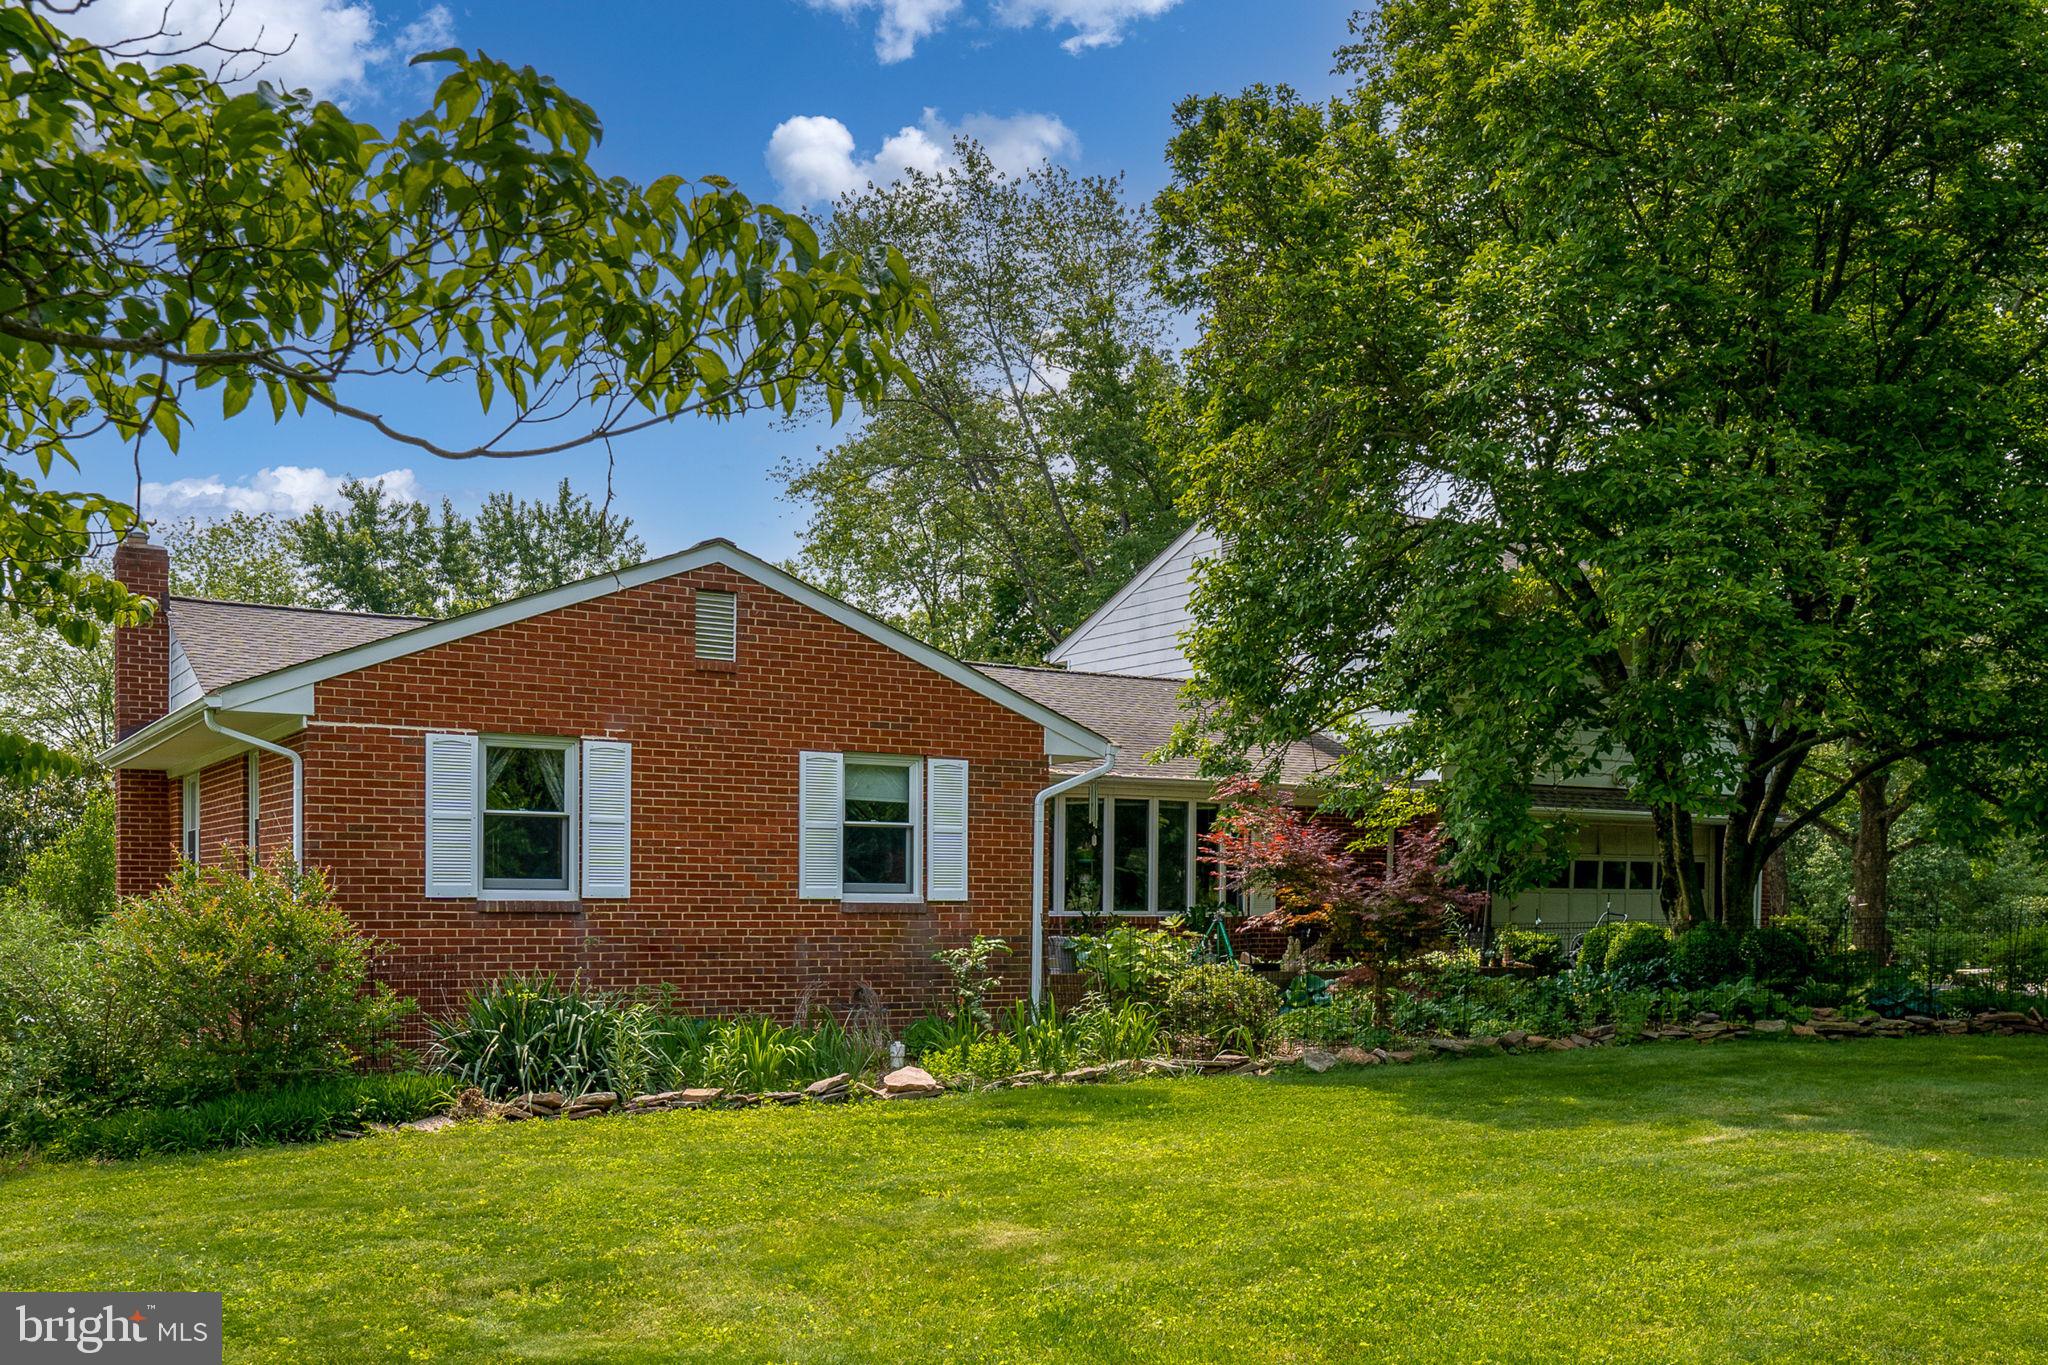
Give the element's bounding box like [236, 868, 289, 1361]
[801, 0, 1176, 60]
[51, 0, 456, 101]
[805, 0, 962, 63]
[144, 465, 422, 519]
[992, 0, 1181, 53]
[765, 108, 1078, 203]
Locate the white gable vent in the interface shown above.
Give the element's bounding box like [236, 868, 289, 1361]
[695, 591, 737, 661]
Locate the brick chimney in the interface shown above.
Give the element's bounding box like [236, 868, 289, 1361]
[112, 527, 171, 739]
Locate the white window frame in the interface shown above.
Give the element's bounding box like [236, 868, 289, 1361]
[1054, 788, 1216, 918]
[181, 774, 200, 863]
[478, 735, 580, 901]
[1064, 789, 1253, 916]
[245, 751, 261, 858]
[840, 754, 922, 904]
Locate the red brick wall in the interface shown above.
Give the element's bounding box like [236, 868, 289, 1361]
[113, 534, 174, 898]
[196, 754, 251, 866]
[241, 565, 1050, 1030]
[116, 770, 176, 898]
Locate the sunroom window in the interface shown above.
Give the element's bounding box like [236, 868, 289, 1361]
[1058, 794, 1237, 917]
[482, 740, 574, 891]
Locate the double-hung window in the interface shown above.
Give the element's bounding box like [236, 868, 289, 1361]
[425, 732, 631, 901]
[797, 752, 968, 903]
[843, 758, 918, 896]
[481, 738, 577, 894]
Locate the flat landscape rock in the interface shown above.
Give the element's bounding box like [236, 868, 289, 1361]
[880, 1065, 943, 1097]
[1301, 1049, 1338, 1073]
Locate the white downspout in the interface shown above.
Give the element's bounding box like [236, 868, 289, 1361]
[1030, 746, 1118, 1009]
[202, 710, 303, 865]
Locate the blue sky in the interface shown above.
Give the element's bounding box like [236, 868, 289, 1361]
[65, 0, 1353, 560]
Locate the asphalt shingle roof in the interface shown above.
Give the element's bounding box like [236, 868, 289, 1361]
[972, 663, 1344, 785]
[169, 597, 429, 694]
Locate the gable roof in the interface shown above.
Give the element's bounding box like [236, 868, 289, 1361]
[110, 539, 1111, 769]
[974, 662, 1343, 786]
[169, 597, 427, 694]
[1047, 522, 1215, 675]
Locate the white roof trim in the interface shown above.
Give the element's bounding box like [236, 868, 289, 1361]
[126, 539, 1110, 765]
[1048, 522, 1208, 665]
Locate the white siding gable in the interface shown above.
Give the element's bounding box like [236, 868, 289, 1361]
[1050, 525, 1217, 678]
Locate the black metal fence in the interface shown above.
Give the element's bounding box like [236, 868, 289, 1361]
[1785, 897, 2047, 1015]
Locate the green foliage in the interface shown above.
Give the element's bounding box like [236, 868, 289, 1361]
[1073, 1000, 1161, 1064]
[1161, 963, 1281, 1053]
[291, 479, 646, 617]
[1740, 927, 1814, 988]
[430, 978, 890, 1097]
[1068, 924, 1195, 1005]
[933, 934, 1013, 1026]
[163, 513, 309, 605]
[0, 3, 920, 786]
[4, 1073, 453, 1162]
[107, 860, 411, 1100]
[1603, 922, 1673, 976]
[1154, 0, 2048, 916]
[3, 787, 113, 927]
[0, 862, 408, 1123]
[430, 975, 660, 1099]
[1496, 926, 1565, 975]
[1576, 923, 1623, 972]
[1670, 921, 1743, 988]
[781, 142, 1184, 660]
[1278, 989, 1394, 1052]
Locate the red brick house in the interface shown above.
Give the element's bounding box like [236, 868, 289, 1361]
[105, 530, 1119, 1023]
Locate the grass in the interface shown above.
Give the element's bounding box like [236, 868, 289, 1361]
[3, 1038, 2045, 1362]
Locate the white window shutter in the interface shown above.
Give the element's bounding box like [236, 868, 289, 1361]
[424, 732, 480, 898]
[580, 739, 632, 898]
[798, 750, 844, 899]
[926, 758, 969, 901]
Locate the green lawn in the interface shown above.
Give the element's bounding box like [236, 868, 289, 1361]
[5, 1038, 2045, 1363]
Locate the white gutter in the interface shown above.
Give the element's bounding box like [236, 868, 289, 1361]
[202, 710, 303, 865]
[1030, 747, 1118, 1008]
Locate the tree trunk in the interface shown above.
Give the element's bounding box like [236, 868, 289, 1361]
[1654, 803, 1703, 927]
[1848, 769, 1894, 960]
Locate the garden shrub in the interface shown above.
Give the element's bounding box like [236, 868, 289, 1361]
[1069, 925, 1195, 1005]
[1604, 921, 1672, 975]
[1161, 963, 1281, 1053]
[1740, 926, 1813, 987]
[0, 903, 150, 1114]
[430, 975, 659, 1098]
[1669, 921, 1742, 987]
[1576, 922, 1622, 971]
[0, 862, 407, 1124]
[2, 790, 116, 928]
[1074, 1000, 1161, 1063]
[106, 859, 411, 1100]
[2010, 926, 2048, 987]
[3, 1073, 453, 1161]
[1496, 927, 1565, 974]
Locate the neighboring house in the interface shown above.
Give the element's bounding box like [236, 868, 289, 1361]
[1049, 525, 1778, 935]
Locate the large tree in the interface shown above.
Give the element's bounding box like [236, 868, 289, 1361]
[291, 478, 644, 615]
[0, 0, 920, 782]
[780, 143, 1185, 661]
[1155, 0, 2048, 923]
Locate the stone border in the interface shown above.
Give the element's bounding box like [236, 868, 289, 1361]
[388, 1008, 2046, 1134]
[1283, 1005, 2048, 1074]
